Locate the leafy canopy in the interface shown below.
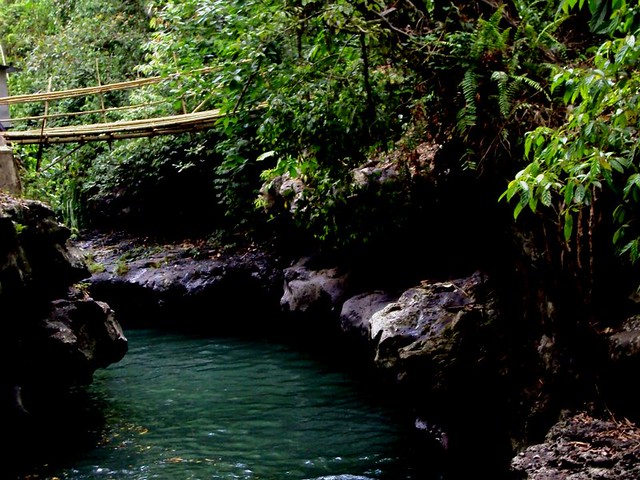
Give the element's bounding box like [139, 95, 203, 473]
[502, 0, 640, 264]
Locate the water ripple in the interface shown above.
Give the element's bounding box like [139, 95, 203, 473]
[32, 329, 437, 480]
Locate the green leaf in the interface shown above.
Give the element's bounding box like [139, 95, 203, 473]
[620, 238, 640, 263]
[541, 187, 552, 207]
[624, 173, 640, 196]
[574, 183, 586, 203]
[524, 133, 533, 158]
[564, 182, 576, 205]
[564, 213, 574, 242]
[613, 204, 626, 223]
[514, 201, 524, 220]
[501, 179, 519, 202]
[610, 158, 625, 173]
[256, 150, 276, 162]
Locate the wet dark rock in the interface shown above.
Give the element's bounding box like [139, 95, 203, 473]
[280, 256, 352, 319]
[364, 271, 516, 476]
[39, 298, 128, 382]
[608, 315, 640, 362]
[369, 271, 497, 374]
[258, 171, 306, 214]
[0, 193, 87, 301]
[339, 291, 396, 340]
[80, 233, 285, 331]
[0, 193, 126, 433]
[598, 314, 640, 422]
[511, 412, 640, 479]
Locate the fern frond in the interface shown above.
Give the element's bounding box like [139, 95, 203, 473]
[513, 74, 551, 100]
[456, 104, 477, 133]
[488, 6, 506, 29]
[501, 27, 512, 49]
[461, 69, 478, 106]
[457, 70, 479, 133]
[473, 7, 509, 56]
[491, 70, 511, 117]
[513, 74, 544, 92]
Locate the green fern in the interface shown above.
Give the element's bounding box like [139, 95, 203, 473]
[512, 75, 548, 97]
[491, 70, 511, 117]
[472, 8, 510, 59]
[455, 7, 511, 135]
[457, 70, 479, 132]
[491, 71, 549, 119]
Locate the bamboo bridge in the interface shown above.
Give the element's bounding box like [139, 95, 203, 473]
[0, 66, 241, 193]
[0, 67, 225, 145]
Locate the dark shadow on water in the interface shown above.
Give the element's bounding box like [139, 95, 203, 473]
[5, 384, 110, 479]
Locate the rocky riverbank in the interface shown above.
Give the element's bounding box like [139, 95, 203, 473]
[76, 230, 640, 479]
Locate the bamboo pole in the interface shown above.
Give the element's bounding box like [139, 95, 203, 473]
[4, 108, 226, 144]
[173, 52, 188, 115]
[4, 102, 267, 145]
[0, 66, 218, 106]
[0, 99, 168, 123]
[95, 59, 107, 123]
[35, 76, 53, 171]
[0, 65, 265, 147]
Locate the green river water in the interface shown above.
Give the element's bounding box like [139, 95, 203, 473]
[14, 329, 445, 480]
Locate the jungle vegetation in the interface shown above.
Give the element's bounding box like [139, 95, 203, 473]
[1, 0, 639, 283]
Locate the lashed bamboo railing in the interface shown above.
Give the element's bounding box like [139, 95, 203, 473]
[0, 67, 216, 105]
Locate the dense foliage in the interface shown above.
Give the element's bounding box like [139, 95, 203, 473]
[504, 0, 640, 267]
[0, 0, 151, 224]
[1, 1, 639, 283]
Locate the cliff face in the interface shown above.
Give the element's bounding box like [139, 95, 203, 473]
[0, 193, 127, 422]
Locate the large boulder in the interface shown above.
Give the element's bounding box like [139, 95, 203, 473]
[367, 271, 515, 475]
[340, 291, 396, 339]
[608, 314, 640, 362]
[33, 297, 128, 385]
[82, 234, 284, 330]
[597, 314, 640, 420]
[369, 271, 498, 377]
[0, 194, 126, 418]
[0, 193, 87, 300]
[280, 256, 352, 319]
[259, 171, 306, 215]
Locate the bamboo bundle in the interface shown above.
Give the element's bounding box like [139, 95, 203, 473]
[3, 109, 224, 144]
